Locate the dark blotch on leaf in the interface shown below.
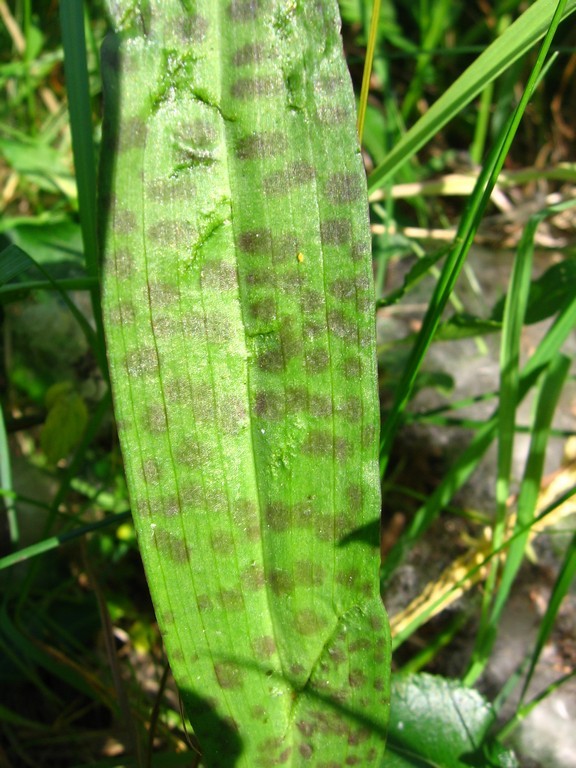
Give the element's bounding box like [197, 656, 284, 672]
[232, 42, 268, 67]
[262, 163, 315, 196]
[273, 232, 299, 264]
[253, 635, 276, 659]
[302, 429, 332, 455]
[113, 247, 135, 279]
[306, 348, 330, 374]
[346, 483, 362, 509]
[118, 116, 146, 152]
[196, 593, 214, 612]
[214, 661, 245, 689]
[231, 76, 282, 100]
[342, 355, 361, 379]
[316, 104, 350, 125]
[324, 172, 363, 204]
[294, 560, 325, 587]
[114, 209, 137, 234]
[228, 0, 262, 21]
[270, 568, 294, 595]
[202, 259, 238, 291]
[144, 403, 166, 434]
[153, 529, 189, 563]
[211, 530, 235, 554]
[239, 229, 273, 255]
[249, 297, 276, 324]
[124, 346, 158, 377]
[149, 282, 180, 305]
[256, 346, 284, 373]
[241, 564, 265, 590]
[254, 390, 283, 419]
[265, 501, 291, 532]
[177, 14, 208, 43]
[362, 423, 377, 449]
[329, 277, 355, 302]
[142, 458, 161, 484]
[147, 219, 194, 246]
[309, 394, 332, 418]
[235, 131, 288, 160]
[294, 608, 328, 636]
[177, 119, 217, 149]
[321, 218, 352, 246]
[219, 589, 244, 611]
[146, 176, 195, 203]
[352, 240, 371, 262]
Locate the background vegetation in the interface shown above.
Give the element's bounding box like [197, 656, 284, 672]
[1, 0, 575, 766]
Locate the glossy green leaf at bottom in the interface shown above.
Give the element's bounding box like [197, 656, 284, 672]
[385, 674, 518, 768]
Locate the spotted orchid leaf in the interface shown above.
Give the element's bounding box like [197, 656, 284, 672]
[100, 1, 390, 765]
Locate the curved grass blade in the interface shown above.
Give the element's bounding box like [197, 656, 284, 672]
[367, 0, 576, 192]
[100, 1, 390, 765]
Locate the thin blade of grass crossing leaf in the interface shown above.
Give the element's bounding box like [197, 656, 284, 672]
[0, 404, 18, 547]
[367, 0, 576, 191]
[59, 0, 107, 374]
[381, 289, 576, 586]
[0, 511, 131, 572]
[100, 1, 390, 764]
[518, 535, 576, 705]
[0, 243, 96, 348]
[0, 243, 35, 285]
[379, 0, 568, 483]
[497, 531, 576, 740]
[472, 189, 539, 674]
[488, 353, 571, 627]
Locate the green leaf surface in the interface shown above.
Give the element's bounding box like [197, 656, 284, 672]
[491, 258, 576, 325]
[41, 382, 89, 464]
[100, 1, 390, 765]
[385, 674, 518, 768]
[0, 244, 33, 286]
[434, 313, 503, 341]
[0, 137, 77, 199]
[1, 220, 84, 271]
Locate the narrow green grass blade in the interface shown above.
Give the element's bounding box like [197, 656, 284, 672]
[0, 512, 131, 572]
[367, 0, 576, 191]
[357, 0, 381, 142]
[498, 532, 576, 741]
[379, 9, 573, 582]
[100, 2, 390, 765]
[489, 353, 570, 625]
[0, 405, 18, 547]
[59, 1, 97, 271]
[518, 531, 576, 706]
[381, 282, 576, 583]
[0, 244, 96, 348]
[0, 243, 34, 285]
[470, 189, 538, 676]
[59, 0, 107, 374]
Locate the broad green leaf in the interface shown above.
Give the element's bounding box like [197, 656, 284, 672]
[434, 313, 502, 341]
[100, 1, 390, 765]
[0, 244, 32, 286]
[0, 137, 77, 199]
[491, 258, 576, 325]
[385, 674, 518, 768]
[41, 382, 89, 464]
